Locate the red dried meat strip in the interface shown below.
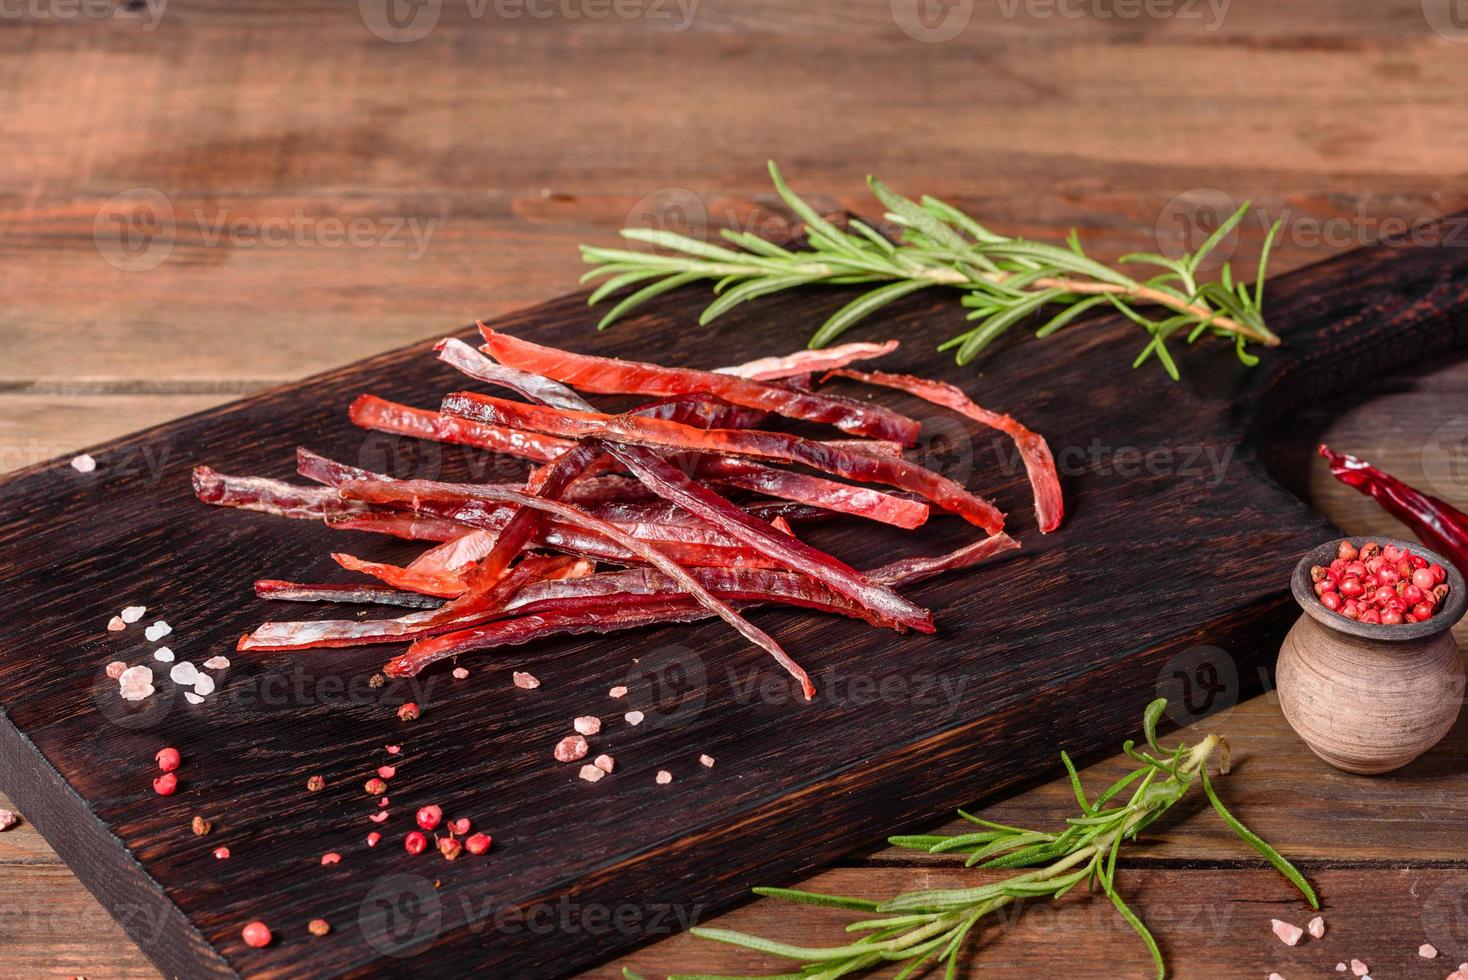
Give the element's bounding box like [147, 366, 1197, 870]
[193, 467, 347, 521]
[343, 478, 814, 696]
[697, 457, 928, 530]
[479, 327, 921, 444]
[828, 369, 1062, 533]
[348, 394, 574, 463]
[238, 555, 574, 652]
[385, 538, 1019, 676]
[254, 580, 445, 609]
[715, 340, 900, 380]
[439, 391, 1005, 533]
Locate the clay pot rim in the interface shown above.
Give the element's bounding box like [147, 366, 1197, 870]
[1291, 535, 1467, 642]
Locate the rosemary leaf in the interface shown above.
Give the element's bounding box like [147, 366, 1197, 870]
[580, 164, 1282, 379]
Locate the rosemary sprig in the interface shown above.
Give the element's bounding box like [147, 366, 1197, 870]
[581, 163, 1283, 380]
[665, 699, 1317, 980]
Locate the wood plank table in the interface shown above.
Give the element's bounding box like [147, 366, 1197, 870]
[2, 1, 1466, 976]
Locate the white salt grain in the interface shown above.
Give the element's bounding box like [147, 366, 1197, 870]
[655, 770, 673, 785]
[70, 453, 96, 473]
[624, 710, 644, 727]
[1308, 916, 1325, 939]
[554, 736, 589, 763]
[184, 692, 205, 705]
[574, 716, 601, 736]
[452, 667, 469, 680]
[1418, 944, 1438, 958]
[0, 809, 16, 831]
[699, 754, 715, 768]
[609, 685, 627, 698]
[578, 764, 606, 783]
[1350, 960, 1368, 977]
[144, 621, 172, 643]
[593, 754, 615, 773]
[169, 661, 199, 686]
[118, 665, 154, 701]
[513, 671, 540, 690]
[203, 656, 230, 670]
[120, 605, 146, 624]
[1335, 966, 1346, 974]
[194, 674, 216, 697]
[1269, 974, 1286, 980]
[153, 647, 175, 663]
[1271, 919, 1303, 946]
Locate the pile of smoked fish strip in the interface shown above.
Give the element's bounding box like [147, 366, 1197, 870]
[195, 327, 1062, 699]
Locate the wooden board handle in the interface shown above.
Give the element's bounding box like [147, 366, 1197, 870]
[1237, 212, 1468, 433]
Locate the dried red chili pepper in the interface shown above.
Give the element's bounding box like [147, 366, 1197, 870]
[1319, 445, 1468, 573]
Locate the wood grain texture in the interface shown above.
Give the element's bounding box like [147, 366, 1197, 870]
[1, 220, 1466, 977]
[5, 1, 1468, 976]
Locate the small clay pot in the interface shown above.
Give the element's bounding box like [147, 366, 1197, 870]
[1277, 535, 1467, 775]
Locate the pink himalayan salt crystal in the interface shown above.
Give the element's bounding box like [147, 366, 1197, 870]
[105, 661, 128, 680]
[1350, 961, 1368, 977]
[119, 664, 155, 701]
[578, 764, 606, 783]
[369, 811, 389, 824]
[1418, 944, 1438, 958]
[699, 754, 715, 768]
[1269, 974, 1285, 980]
[452, 667, 469, 680]
[655, 770, 673, 785]
[71, 453, 97, 473]
[1308, 916, 1325, 939]
[624, 710, 645, 726]
[385, 745, 401, 755]
[1271, 919, 1303, 946]
[1334, 966, 1346, 973]
[513, 671, 540, 690]
[593, 754, 615, 773]
[0, 809, 17, 831]
[1449, 966, 1468, 980]
[120, 605, 146, 624]
[377, 766, 396, 780]
[107, 616, 126, 632]
[609, 685, 627, 698]
[573, 716, 601, 736]
[203, 656, 230, 670]
[554, 735, 589, 763]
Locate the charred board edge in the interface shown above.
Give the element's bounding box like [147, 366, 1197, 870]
[0, 706, 238, 979]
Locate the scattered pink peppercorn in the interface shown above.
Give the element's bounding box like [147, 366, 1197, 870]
[397, 702, 420, 721]
[213, 847, 230, 860]
[308, 918, 331, 937]
[447, 818, 471, 836]
[464, 832, 492, 855]
[153, 772, 177, 796]
[438, 837, 463, 861]
[377, 765, 396, 780]
[364, 778, 388, 796]
[366, 832, 382, 847]
[404, 831, 428, 856]
[320, 852, 341, 866]
[306, 775, 326, 793]
[155, 747, 181, 772]
[416, 805, 443, 832]
[241, 921, 272, 948]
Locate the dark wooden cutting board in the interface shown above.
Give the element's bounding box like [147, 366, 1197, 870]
[2, 219, 1467, 979]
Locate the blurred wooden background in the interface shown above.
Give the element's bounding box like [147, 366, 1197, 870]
[2, 0, 1467, 976]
